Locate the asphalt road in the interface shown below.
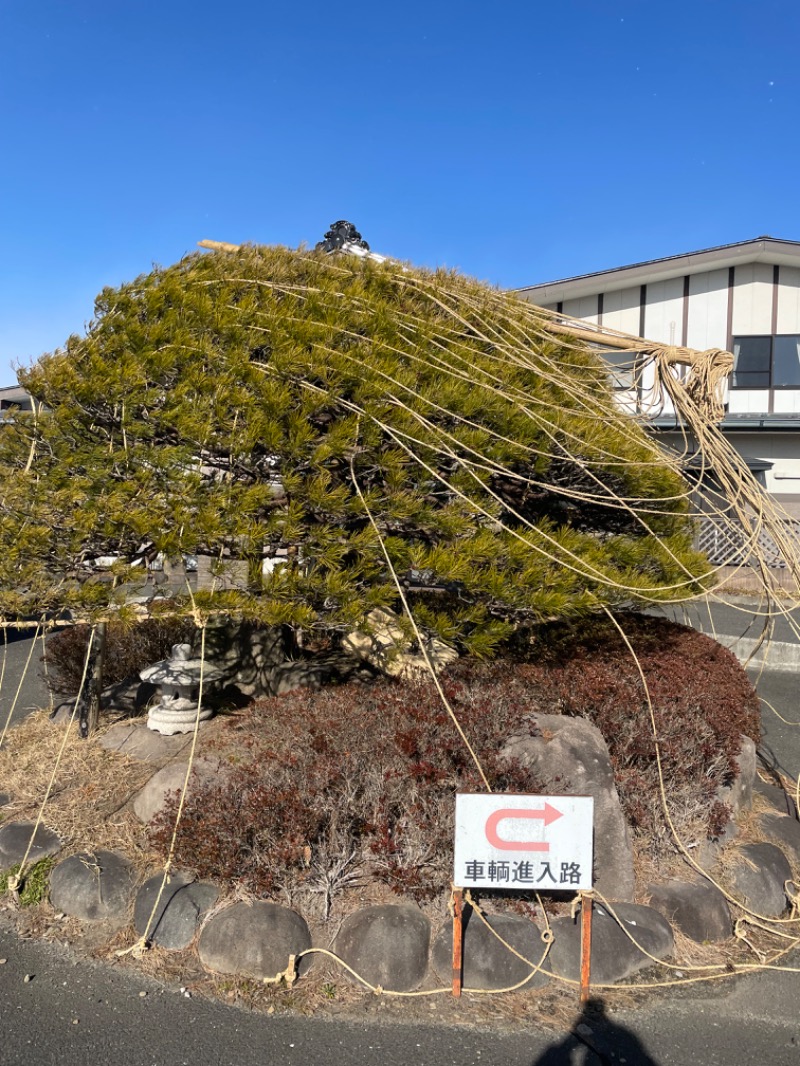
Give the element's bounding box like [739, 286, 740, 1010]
[0, 625, 53, 729]
[654, 598, 800, 646]
[751, 668, 800, 781]
[1, 919, 800, 1066]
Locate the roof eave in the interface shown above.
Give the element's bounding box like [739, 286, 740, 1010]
[516, 237, 800, 304]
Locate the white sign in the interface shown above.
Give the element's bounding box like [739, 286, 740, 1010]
[454, 794, 594, 891]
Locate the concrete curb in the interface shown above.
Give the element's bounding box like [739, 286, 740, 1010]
[717, 636, 800, 672]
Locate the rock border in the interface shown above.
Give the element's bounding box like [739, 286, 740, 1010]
[1, 720, 796, 996]
[0, 820, 796, 994]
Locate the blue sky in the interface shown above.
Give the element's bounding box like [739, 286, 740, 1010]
[1, 0, 798, 387]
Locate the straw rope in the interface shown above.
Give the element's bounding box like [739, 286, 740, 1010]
[116, 621, 209, 958]
[5, 625, 95, 900]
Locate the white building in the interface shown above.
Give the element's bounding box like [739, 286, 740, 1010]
[517, 236, 800, 520]
[0, 385, 33, 421]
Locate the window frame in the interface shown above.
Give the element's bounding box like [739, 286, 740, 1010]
[731, 334, 800, 390]
[603, 349, 639, 391]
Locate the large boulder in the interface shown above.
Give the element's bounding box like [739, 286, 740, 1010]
[49, 850, 136, 922]
[646, 878, 731, 943]
[432, 912, 549, 991]
[134, 873, 219, 950]
[714, 736, 757, 841]
[0, 821, 61, 869]
[333, 905, 431, 992]
[729, 842, 792, 917]
[342, 608, 458, 679]
[272, 653, 378, 696]
[188, 618, 378, 699]
[191, 620, 290, 698]
[548, 901, 673, 984]
[500, 714, 635, 900]
[756, 812, 800, 870]
[198, 901, 312, 979]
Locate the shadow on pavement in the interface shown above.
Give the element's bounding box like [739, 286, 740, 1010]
[531, 997, 659, 1065]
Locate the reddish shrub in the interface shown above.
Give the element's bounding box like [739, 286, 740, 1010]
[45, 612, 197, 696]
[463, 612, 761, 844]
[149, 674, 547, 903]
[149, 613, 760, 904]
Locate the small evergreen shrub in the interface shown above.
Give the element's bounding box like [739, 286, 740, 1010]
[150, 615, 759, 904]
[45, 613, 197, 697]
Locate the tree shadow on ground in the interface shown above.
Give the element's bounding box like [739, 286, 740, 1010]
[531, 997, 659, 1065]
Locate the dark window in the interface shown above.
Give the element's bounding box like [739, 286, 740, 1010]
[732, 336, 771, 387]
[773, 335, 800, 387]
[603, 349, 638, 390]
[732, 335, 800, 389]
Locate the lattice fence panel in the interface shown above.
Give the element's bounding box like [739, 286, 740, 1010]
[697, 517, 800, 568]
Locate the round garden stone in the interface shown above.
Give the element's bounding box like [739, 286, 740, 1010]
[646, 878, 731, 943]
[756, 812, 800, 870]
[132, 757, 220, 823]
[548, 902, 674, 984]
[333, 905, 431, 992]
[49, 851, 137, 922]
[716, 736, 757, 828]
[0, 821, 61, 870]
[729, 842, 792, 917]
[198, 901, 312, 980]
[432, 912, 549, 991]
[134, 873, 219, 950]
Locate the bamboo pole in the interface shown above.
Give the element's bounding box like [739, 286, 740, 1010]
[198, 239, 241, 253]
[539, 319, 650, 352]
[195, 238, 706, 356]
[452, 887, 464, 997]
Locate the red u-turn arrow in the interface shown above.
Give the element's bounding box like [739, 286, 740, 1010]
[485, 804, 564, 852]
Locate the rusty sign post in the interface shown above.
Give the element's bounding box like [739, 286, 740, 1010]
[580, 892, 593, 1004]
[451, 887, 464, 997]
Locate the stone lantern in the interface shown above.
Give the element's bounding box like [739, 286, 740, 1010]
[140, 643, 224, 735]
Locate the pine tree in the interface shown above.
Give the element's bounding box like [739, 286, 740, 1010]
[0, 245, 710, 655]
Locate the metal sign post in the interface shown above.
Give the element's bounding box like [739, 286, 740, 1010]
[580, 891, 593, 1004]
[451, 887, 464, 998]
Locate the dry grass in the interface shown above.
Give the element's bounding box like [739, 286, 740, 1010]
[631, 814, 716, 887]
[0, 710, 156, 866]
[668, 925, 738, 969]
